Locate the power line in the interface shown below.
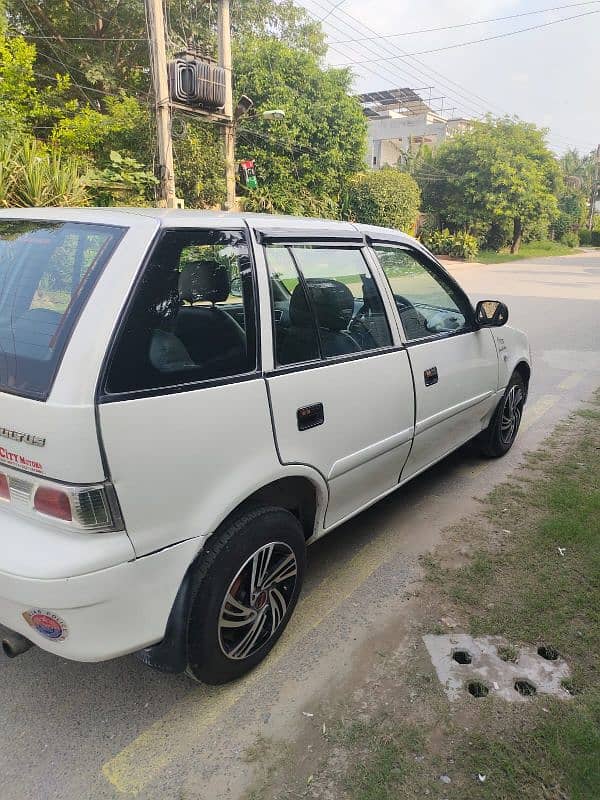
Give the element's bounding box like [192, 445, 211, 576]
[302, 0, 597, 151]
[330, 1, 600, 43]
[301, 0, 493, 119]
[19, 34, 146, 42]
[319, 0, 347, 23]
[18, 0, 98, 107]
[302, 0, 498, 116]
[33, 70, 146, 100]
[301, 3, 485, 121]
[332, 9, 600, 66]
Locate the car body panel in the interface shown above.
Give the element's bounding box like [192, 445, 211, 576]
[266, 349, 415, 528]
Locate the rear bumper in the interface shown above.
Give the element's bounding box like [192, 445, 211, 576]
[0, 537, 201, 661]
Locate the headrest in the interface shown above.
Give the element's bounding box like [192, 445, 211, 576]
[305, 278, 354, 332]
[289, 282, 313, 328]
[179, 260, 230, 304]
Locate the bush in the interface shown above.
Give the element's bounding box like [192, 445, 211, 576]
[593, 231, 600, 246]
[579, 229, 591, 245]
[87, 150, 157, 206]
[348, 168, 421, 232]
[424, 228, 452, 255]
[560, 231, 579, 248]
[422, 228, 479, 260]
[0, 136, 88, 207]
[240, 185, 338, 218]
[449, 231, 479, 260]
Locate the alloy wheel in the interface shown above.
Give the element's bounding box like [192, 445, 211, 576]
[218, 542, 298, 660]
[500, 384, 524, 445]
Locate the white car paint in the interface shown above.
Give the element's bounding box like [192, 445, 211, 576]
[0, 209, 530, 664]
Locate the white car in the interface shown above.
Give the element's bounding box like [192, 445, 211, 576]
[0, 209, 530, 683]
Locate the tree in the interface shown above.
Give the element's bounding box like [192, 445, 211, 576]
[5, 0, 324, 99]
[422, 118, 560, 253]
[559, 148, 596, 196]
[4, 1, 353, 211]
[347, 167, 421, 232]
[233, 36, 367, 214]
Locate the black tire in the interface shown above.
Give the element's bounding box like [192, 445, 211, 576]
[185, 506, 306, 685]
[478, 372, 526, 458]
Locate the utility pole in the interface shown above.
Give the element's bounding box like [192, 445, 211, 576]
[218, 0, 236, 210]
[588, 144, 600, 231]
[146, 0, 176, 208]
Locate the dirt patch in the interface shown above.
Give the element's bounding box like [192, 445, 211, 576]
[242, 395, 600, 800]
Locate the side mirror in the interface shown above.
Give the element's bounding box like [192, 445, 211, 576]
[475, 300, 509, 327]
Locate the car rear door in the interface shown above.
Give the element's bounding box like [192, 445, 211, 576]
[255, 227, 415, 529]
[369, 240, 500, 479]
[98, 225, 279, 556]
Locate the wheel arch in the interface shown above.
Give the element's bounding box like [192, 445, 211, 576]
[136, 472, 325, 673]
[513, 360, 531, 399]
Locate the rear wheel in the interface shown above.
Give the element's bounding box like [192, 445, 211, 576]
[479, 372, 526, 458]
[185, 506, 305, 685]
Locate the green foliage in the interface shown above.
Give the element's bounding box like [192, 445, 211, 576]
[87, 150, 157, 206]
[422, 228, 479, 260]
[240, 184, 338, 217]
[421, 118, 560, 252]
[560, 230, 579, 248]
[347, 168, 420, 232]
[0, 136, 88, 207]
[234, 36, 366, 214]
[559, 148, 597, 197]
[0, 30, 78, 137]
[579, 229, 592, 245]
[553, 190, 587, 241]
[5, 0, 325, 99]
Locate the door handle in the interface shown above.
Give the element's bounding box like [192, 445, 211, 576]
[424, 367, 438, 386]
[297, 402, 324, 431]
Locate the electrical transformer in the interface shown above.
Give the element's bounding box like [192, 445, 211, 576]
[168, 53, 226, 110]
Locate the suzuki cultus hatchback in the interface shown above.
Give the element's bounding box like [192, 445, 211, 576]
[0, 209, 530, 683]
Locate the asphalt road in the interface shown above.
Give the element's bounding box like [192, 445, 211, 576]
[1, 250, 599, 800]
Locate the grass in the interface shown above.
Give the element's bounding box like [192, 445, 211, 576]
[477, 239, 581, 264]
[346, 398, 600, 798]
[242, 395, 600, 800]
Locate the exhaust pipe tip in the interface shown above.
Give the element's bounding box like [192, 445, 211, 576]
[2, 633, 33, 658]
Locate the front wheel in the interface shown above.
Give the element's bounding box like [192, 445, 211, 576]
[478, 372, 526, 458]
[185, 506, 306, 685]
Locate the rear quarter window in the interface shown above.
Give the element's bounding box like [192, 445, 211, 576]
[0, 220, 125, 399]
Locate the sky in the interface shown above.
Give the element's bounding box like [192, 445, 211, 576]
[296, 0, 600, 155]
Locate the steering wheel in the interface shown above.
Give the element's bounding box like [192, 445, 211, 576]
[392, 294, 430, 338]
[348, 305, 379, 349]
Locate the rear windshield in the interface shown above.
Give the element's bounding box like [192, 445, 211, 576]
[0, 220, 125, 400]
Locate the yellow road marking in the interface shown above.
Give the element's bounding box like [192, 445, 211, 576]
[557, 371, 584, 391]
[103, 382, 582, 793]
[102, 526, 412, 795]
[520, 394, 560, 433]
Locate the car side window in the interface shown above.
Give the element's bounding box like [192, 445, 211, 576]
[105, 229, 257, 394]
[265, 244, 393, 367]
[372, 244, 472, 342]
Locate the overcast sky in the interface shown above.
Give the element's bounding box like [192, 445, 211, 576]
[297, 0, 599, 155]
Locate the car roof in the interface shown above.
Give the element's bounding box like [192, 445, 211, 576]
[0, 207, 416, 246]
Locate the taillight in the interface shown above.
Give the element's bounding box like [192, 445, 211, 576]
[34, 486, 72, 521]
[0, 465, 123, 533]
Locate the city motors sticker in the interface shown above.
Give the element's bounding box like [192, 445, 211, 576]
[0, 444, 43, 474]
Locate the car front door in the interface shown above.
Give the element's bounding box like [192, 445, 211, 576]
[260, 237, 415, 529]
[370, 242, 500, 479]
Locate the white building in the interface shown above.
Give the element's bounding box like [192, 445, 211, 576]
[360, 89, 470, 169]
